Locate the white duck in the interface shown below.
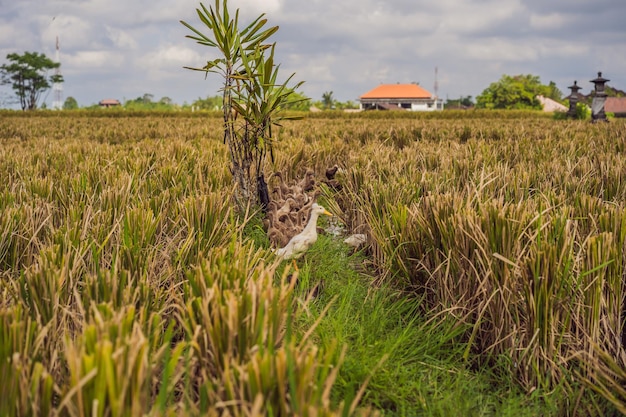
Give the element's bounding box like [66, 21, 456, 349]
[274, 203, 332, 268]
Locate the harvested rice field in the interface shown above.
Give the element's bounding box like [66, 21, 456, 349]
[1, 110, 625, 416]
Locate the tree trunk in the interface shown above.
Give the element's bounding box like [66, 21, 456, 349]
[257, 173, 270, 213]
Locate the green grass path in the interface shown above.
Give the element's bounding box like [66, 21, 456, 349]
[288, 234, 558, 416]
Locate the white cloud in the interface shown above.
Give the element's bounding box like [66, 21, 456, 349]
[66, 50, 125, 71]
[1, 0, 625, 107]
[529, 13, 568, 30]
[285, 52, 336, 84]
[40, 15, 95, 50]
[234, 0, 282, 14]
[142, 44, 204, 77]
[435, 0, 526, 34]
[105, 26, 138, 50]
[464, 38, 539, 62]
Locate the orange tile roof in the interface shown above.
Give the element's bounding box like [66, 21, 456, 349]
[99, 99, 120, 105]
[360, 84, 433, 99]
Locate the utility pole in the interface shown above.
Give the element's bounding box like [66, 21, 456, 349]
[52, 36, 63, 110]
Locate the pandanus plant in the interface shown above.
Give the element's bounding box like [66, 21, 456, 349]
[181, 0, 305, 210]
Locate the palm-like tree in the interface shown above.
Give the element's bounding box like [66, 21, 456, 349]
[322, 91, 334, 109]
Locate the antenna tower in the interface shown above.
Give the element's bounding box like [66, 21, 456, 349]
[434, 66, 439, 98]
[52, 36, 63, 110]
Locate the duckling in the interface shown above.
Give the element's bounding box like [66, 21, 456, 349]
[292, 206, 313, 230]
[275, 203, 332, 269]
[271, 186, 285, 201]
[278, 214, 299, 236]
[285, 211, 305, 236]
[298, 169, 316, 192]
[271, 172, 291, 197]
[299, 190, 321, 214]
[266, 200, 280, 213]
[322, 165, 342, 190]
[289, 190, 309, 209]
[326, 165, 339, 180]
[322, 178, 342, 191]
[267, 209, 291, 232]
[276, 197, 296, 221]
[268, 225, 290, 248]
[286, 184, 305, 202]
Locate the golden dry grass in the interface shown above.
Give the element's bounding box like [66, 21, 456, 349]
[1, 111, 624, 415]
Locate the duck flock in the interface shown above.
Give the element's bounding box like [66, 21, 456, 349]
[264, 165, 340, 249]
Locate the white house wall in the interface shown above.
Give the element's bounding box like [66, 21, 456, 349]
[411, 102, 433, 111]
[359, 99, 444, 111]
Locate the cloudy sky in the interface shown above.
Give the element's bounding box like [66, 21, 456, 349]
[1, 0, 625, 108]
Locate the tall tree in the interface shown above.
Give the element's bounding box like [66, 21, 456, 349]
[476, 74, 556, 110]
[63, 96, 79, 110]
[545, 81, 563, 101]
[142, 93, 154, 104]
[322, 91, 334, 109]
[159, 96, 173, 106]
[0, 51, 63, 111]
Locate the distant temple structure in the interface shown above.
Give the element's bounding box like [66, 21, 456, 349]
[565, 81, 583, 119]
[590, 72, 609, 123]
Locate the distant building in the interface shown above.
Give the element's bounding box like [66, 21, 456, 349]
[99, 99, 121, 108]
[536, 95, 567, 112]
[605, 97, 626, 118]
[359, 83, 443, 111]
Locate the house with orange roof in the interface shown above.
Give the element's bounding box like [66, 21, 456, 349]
[98, 98, 121, 108]
[359, 83, 443, 111]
